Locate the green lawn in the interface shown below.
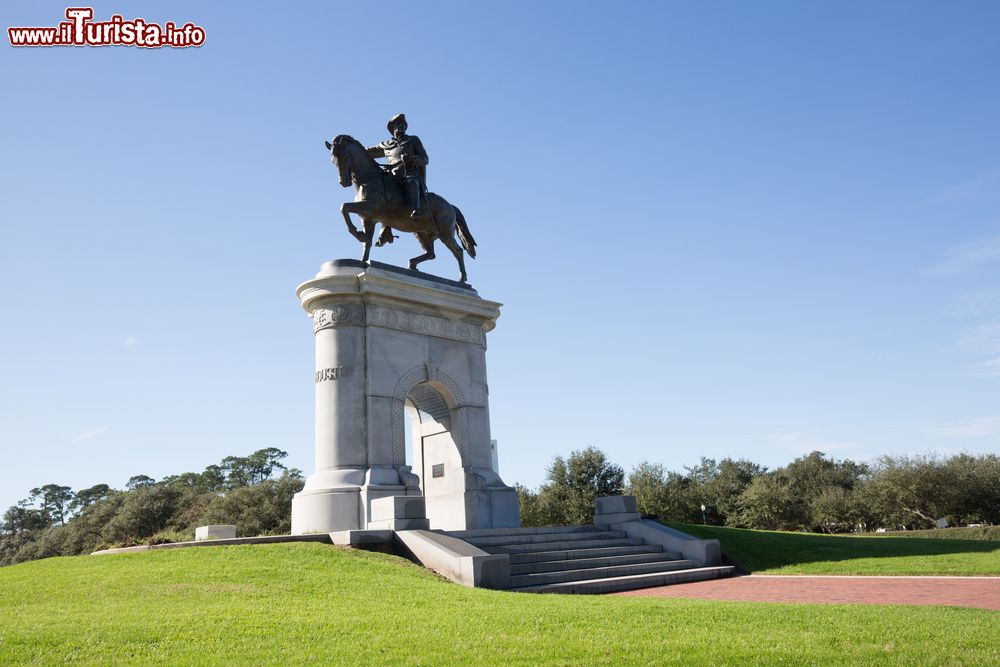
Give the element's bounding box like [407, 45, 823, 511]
[877, 526, 1000, 541]
[669, 523, 1000, 576]
[0, 544, 998, 665]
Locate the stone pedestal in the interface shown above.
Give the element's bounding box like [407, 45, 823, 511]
[368, 495, 430, 530]
[291, 260, 520, 534]
[195, 525, 236, 541]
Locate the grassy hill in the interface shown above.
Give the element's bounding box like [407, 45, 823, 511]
[669, 523, 1000, 575]
[1, 544, 998, 665]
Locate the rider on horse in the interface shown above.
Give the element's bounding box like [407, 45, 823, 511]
[367, 113, 428, 246]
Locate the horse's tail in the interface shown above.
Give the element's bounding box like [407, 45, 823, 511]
[454, 206, 477, 259]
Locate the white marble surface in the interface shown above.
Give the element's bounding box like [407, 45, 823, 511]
[291, 261, 520, 534]
[195, 524, 236, 541]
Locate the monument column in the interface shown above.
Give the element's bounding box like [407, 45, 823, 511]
[312, 304, 366, 472]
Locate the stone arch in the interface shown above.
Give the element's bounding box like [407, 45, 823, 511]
[391, 365, 469, 468]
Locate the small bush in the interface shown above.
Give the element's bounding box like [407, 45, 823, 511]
[147, 530, 192, 546]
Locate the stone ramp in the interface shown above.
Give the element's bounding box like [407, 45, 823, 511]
[444, 524, 735, 594]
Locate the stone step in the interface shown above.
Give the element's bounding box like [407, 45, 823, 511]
[445, 525, 603, 539]
[510, 551, 684, 576]
[510, 559, 700, 588]
[514, 566, 737, 595]
[508, 544, 665, 564]
[464, 530, 627, 548]
[484, 537, 644, 555]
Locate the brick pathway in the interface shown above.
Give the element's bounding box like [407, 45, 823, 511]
[616, 575, 1000, 610]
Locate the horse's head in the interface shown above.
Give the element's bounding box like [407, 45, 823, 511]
[324, 134, 355, 188]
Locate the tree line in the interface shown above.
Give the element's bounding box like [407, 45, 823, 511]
[5, 445, 997, 567]
[517, 447, 1000, 532]
[0, 448, 302, 567]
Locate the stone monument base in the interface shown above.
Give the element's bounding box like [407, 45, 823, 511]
[292, 466, 423, 534]
[291, 260, 520, 534]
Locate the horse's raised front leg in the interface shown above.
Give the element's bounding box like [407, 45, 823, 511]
[340, 202, 365, 243]
[409, 233, 436, 271]
[361, 219, 377, 263]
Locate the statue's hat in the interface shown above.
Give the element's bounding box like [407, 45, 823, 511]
[387, 113, 407, 132]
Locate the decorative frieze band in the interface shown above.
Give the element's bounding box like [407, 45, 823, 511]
[312, 304, 365, 332]
[312, 302, 484, 346]
[367, 306, 484, 346]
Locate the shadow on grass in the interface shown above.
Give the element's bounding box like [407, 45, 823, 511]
[666, 522, 1000, 573]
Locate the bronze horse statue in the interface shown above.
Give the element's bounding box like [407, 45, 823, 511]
[325, 135, 477, 283]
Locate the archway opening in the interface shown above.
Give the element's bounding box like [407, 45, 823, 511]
[403, 381, 461, 498]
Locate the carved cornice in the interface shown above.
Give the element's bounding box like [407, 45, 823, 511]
[297, 262, 501, 330]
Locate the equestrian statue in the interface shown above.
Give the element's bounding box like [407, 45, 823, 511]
[325, 114, 477, 283]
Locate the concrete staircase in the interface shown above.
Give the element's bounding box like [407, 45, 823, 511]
[445, 525, 734, 594]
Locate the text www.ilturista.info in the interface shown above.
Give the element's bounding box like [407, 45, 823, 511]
[8, 7, 205, 48]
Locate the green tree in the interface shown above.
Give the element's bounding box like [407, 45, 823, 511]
[626, 462, 671, 517]
[221, 448, 289, 489]
[733, 474, 799, 530]
[160, 472, 204, 489]
[193, 476, 303, 536]
[944, 453, 1000, 525]
[864, 454, 959, 529]
[29, 484, 74, 526]
[810, 486, 859, 533]
[104, 485, 182, 545]
[126, 475, 156, 491]
[686, 458, 766, 525]
[69, 484, 112, 515]
[515, 483, 545, 527]
[532, 447, 624, 525]
[782, 452, 867, 500]
[0, 530, 40, 565]
[659, 471, 706, 523]
[200, 464, 226, 491]
[60, 492, 126, 556]
[1, 501, 50, 534]
[247, 448, 289, 483]
[740, 452, 868, 531]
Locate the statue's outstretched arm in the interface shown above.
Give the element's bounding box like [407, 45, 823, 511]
[366, 145, 386, 159]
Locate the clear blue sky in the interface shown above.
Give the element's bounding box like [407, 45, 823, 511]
[3, 1, 1000, 510]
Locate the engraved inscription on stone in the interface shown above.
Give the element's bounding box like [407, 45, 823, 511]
[431, 464, 445, 478]
[315, 366, 349, 383]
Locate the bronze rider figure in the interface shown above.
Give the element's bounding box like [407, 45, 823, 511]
[366, 113, 428, 246]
